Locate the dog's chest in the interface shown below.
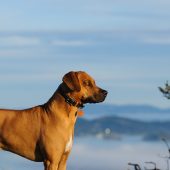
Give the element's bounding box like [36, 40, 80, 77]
[65, 136, 73, 153]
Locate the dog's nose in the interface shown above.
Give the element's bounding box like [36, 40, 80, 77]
[102, 90, 108, 96]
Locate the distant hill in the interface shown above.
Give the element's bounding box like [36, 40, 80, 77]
[75, 104, 170, 141]
[75, 116, 170, 141]
[83, 104, 170, 120]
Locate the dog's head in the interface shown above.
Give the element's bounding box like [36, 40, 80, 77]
[62, 71, 107, 104]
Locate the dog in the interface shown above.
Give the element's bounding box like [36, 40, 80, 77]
[0, 71, 107, 170]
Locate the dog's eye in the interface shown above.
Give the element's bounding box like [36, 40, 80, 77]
[83, 80, 91, 87]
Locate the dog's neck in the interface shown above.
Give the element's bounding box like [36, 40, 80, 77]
[58, 84, 84, 109]
[43, 84, 84, 117]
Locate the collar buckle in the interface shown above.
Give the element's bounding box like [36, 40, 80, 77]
[65, 96, 76, 106]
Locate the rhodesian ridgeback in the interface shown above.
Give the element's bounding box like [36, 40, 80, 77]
[0, 71, 107, 170]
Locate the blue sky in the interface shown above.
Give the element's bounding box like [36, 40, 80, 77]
[0, 0, 170, 108]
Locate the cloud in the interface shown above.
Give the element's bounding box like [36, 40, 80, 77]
[142, 36, 170, 45]
[1, 0, 170, 32]
[50, 40, 92, 47]
[69, 138, 166, 170]
[0, 35, 41, 47]
[0, 72, 58, 82]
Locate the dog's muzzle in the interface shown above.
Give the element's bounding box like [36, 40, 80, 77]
[82, 89, 108, 104]
[97, 89, 108, 102]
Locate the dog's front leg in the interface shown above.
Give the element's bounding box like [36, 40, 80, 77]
[58, 152, 70, 170]
[44, 160, 59, 170]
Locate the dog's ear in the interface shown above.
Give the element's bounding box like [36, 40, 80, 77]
[62, 71, 81, 91]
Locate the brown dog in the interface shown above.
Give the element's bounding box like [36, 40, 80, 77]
[0, 71, 107, 170]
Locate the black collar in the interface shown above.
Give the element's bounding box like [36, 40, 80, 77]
[58, 86, 84, 109]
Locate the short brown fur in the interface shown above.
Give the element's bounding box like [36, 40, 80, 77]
[0, 71, 107, 170]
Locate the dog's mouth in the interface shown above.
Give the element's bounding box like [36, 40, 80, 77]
[81, 90, 108, 104]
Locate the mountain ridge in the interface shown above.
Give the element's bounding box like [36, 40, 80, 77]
[83, 104, 170, 119]
[75, 116, 170, 141]
[76, 104, 170, 141]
